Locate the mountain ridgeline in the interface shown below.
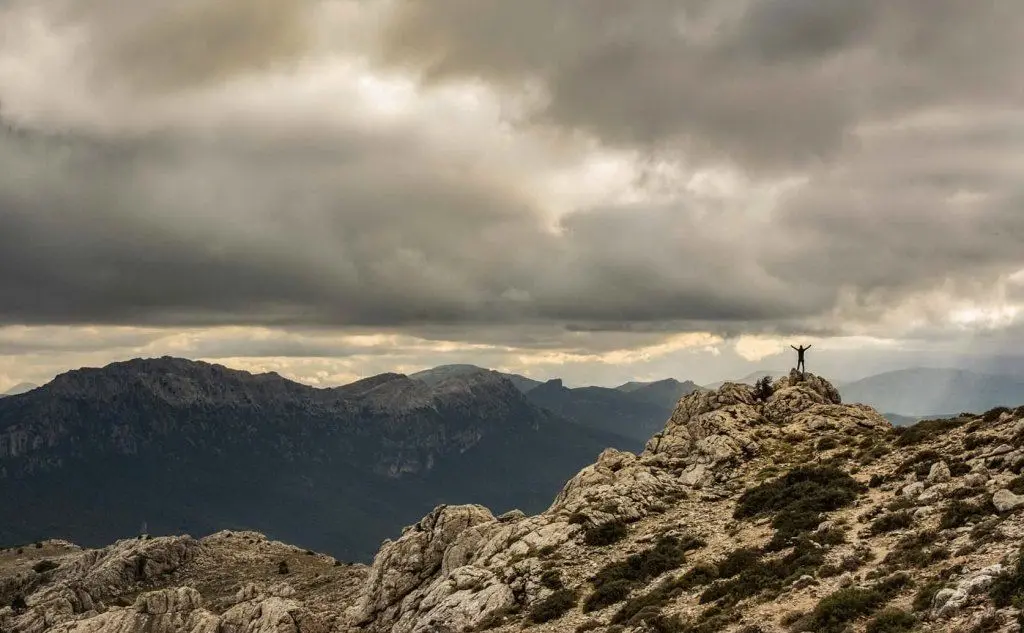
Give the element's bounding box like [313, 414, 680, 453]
[0, 358, 638, 561]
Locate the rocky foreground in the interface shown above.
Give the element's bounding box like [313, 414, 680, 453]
[3, 372, 1024, 633]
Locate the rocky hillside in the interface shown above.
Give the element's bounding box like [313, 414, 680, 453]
[0, 358, 633, 561]
[4, 371, 1024, 633]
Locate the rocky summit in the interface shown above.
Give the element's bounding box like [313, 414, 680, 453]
[4, 371, 1024, 633]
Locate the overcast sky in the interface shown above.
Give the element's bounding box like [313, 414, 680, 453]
[1, 0, 1023, 390]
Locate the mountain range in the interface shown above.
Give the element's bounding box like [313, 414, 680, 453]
[0, 383, 37, 398]
[840, 367, 1024, 417]
[0, 358, 633, 561]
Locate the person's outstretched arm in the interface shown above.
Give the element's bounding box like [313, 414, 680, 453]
[806, 345, 812, 350]
[791, 345, 798, 351]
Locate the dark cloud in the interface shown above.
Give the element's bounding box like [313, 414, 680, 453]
[0, 0, 1021, 350]
[377, 0, 1024, 171]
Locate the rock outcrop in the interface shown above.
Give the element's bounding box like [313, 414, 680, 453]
[4, 372, 1024, 633]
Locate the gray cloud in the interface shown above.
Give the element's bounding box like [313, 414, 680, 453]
[377, 0, 1024, 171]
[0, 0, 1021, 357]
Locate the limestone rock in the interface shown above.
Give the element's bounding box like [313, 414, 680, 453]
[928, 461, 951, 484]
[993, 489, 1024, 513]
[352, 505, 496, 628]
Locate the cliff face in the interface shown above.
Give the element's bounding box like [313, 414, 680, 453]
[5, 371, 1024, 633]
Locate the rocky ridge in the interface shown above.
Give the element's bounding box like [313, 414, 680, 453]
[4, 371, 1024, 633]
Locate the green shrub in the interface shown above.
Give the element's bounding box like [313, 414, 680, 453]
[912, 580, 943, 612]
[895, 417, 966, 447]
[1008, 476, 1024, 495]
[866, 608, 917, 633]
[882, 530, 949, 570]
[540, 569, 564, 590]
[529, 588, 578, 623]
[989, 548, 1024, 609]
[817, 436, 840, 451]
[983, 406, 1010, 423]
[735, 467, 864, 519]
[586, 536, 689, 612]
[869, 474, 885, 488]
[735, 466, 864, 549]
[10, 595, 28, 612]
[804, 574, 910, 633]
[940, 499, 998, 529]
[964, 434, 997, 450]
[870, 511, 914, 535]
[700, 539, 824, 606]
[752, 376, 774, 402]
[896, 449, 940, 476]
[32, 559, 59, 574]
[677, 564, 719, 590]
[583, 580, 633, 612]
[584, 520, 628, 546]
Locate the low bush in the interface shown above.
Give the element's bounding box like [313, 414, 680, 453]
[583, 580, 632, 613]
[865, 608, 917, 633]
[912, 580, 943, 612]
[540, 569, 564, 590]
[529, 588, 578, 623]
[803, 574, 909, 633]
[817, 436, 840, 451]
[870, 511, 914, 535]
[882, 530, 949, 570]
[869, 474, 885, 488]
[585, 536, 689, 612]
[964, 434, 997, 450]
[895, 417, 966, 447]
[584, 520, 628, 546]
[735, 466, 864, 549]
[989, 548, 1024, 609]
[752, 376, 774, 402]
[940, 499, 998, 529]
[699, 539, 824, 606]
[1008, 476, 1024, 495]
[32, 559, 59, 574]
[982, 406, 1010, 423]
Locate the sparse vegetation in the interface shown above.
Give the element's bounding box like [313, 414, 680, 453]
[870, 511, 914, 535]
[277, 560, 290, 575]
[912, 579, 943, 612]
[882, 530, 949, 571]
[699, 539, 825, 606]
[540, 569, 564, 590]
[736, 466, 864, 550]
[817, 436, 839, 451]
[895, 417, 966, 447]
[583, 580, 633, 612]
[584, 520, 628, 546]
[865, 608, 917, 633]
[529, 588, 578, 623]
[964, 434, 997, 450]
[982, 406, 1010, 423]
[802, 574, 911, 633]
[752, 376, 774, 402]
[584, 536, 691, 612]
[11, 594, 28, 612]
[940, 499, 998, 529]
[869, 474, 885, 488]
[32, 559, 59, 574]
[989, 547, 1024, 610]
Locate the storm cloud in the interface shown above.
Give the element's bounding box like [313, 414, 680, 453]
[1, 0, 1023, 387]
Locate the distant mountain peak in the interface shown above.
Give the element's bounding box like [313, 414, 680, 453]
[1, 382, 37, 397]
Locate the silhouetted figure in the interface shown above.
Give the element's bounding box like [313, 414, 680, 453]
[791, 344, 811, 375]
